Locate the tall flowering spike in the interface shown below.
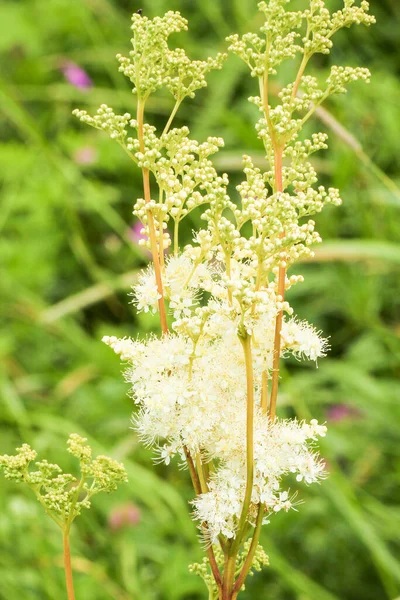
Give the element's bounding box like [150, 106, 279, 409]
[72, 4, 374, 598]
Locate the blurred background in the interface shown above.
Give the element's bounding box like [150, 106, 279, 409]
[0, 0, 399, 598]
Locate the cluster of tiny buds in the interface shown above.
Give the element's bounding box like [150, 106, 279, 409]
[116, 10, 225, 100]
[240, 540, 269, 576]
[302, 1, 375, 56]
[327, 65, 371, 94]
[0, 435, 127, 527]
[73, 105, 131, 143]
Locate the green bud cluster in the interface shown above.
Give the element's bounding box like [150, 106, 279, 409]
[189, 544, 225, 599]
[72, 105, 131, 143]
[132, 126, 228, 250]
[116, 11, 225, 101]
[0, 434, 127, 529]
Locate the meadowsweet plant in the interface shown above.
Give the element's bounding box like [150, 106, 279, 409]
[73, 3, 375, 599]
[0, 435, 127, 600]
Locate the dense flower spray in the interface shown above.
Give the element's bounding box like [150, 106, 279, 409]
[74, 2, 375, 598]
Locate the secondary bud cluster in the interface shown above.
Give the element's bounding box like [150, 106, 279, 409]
[0, 435, 127, 528]
[72, 105, 131, 143]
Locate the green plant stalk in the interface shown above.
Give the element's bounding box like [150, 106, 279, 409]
[222, 553, 237, 600]
[162, 98, 182, 136]
[221, 331, 255, 596]
[232, 504, 264, 599]
[235, 332, 255, 544]
[137, 98, 168, 335]
[184, 447, 223, 594]
[63, 529, 76, 600]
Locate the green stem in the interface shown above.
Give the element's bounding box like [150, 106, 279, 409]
[291, 53, 310, 102]
[233, 332, 254, 551]
[137, 98, 168, 335]
[184, 446, 223, 592]
[162, 99, 182, 136]
[66, 476, 86, 529]
[174, 219, 179, 257]
[222, 553, 237, 600]
[231, 504, 264, 598]
[196, 453, 209, 493]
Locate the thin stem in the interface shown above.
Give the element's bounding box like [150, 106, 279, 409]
[298, 90, 330, 130]
[184, 446, 222, 591]
[231, 504, 264, 598]
[222, 554, 237, 600]
[174, 219, 179, 257]
[269, 147, 285, 421]
[225, 252, 233, 305]
[291, 17, 311, 104]
[66, 477, 86, 530]
[261, 369, 268, 414]
[291, 53, 309, 101]
[196, 453, 209, 493]
[233, 333, 254, 549]
[158, 188, 165, 269]
[63, 530, 75, 600]
[184, 445, 201, 495]
[162, 99, 182, 136]
[260, 37, 275, 145]
[137, 99, 168, 335]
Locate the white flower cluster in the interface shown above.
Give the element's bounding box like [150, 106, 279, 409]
[327, 65, 371, 95]
[103, 329, 327, 541]
[193, 418, 326, 542]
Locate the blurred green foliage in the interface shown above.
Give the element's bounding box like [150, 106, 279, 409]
[0, 0, 400, 599]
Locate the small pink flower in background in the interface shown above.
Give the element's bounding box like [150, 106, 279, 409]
[108, 503, 141, 532]
[130, 221, 147, 245]
[129, 220, 170, 258]
[60, 60, 92, 89]
[74, 146, 97, 165]
[327, 404, 361, 422]
[129, 220, 151, 257]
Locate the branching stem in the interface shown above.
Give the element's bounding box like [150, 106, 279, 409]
[137, 99, 168, 335]
[184, 446, 222, 591]
[162, 99, 182, 136]
[231, 503, 264, 598]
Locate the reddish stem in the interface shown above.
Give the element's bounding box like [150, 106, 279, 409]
[269, 148, 286, 420]
[137, 100, 168, 335]
[63, 532, 75, 600]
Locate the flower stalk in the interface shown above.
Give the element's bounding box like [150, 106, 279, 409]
[137, 98, 169, 335]
[74, 3, 375, 598]
[63, 529, 75, 600]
